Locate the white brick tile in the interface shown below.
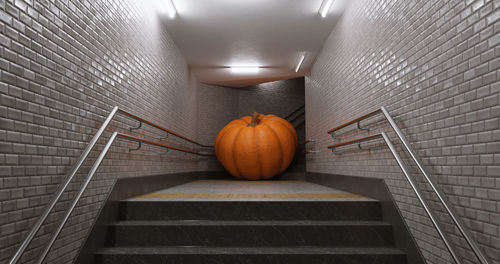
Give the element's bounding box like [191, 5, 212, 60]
[306, 0, 500, 263]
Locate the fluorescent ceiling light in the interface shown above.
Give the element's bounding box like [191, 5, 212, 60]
[319, 0, 334, 18]
[295, 55, 305, 72]
[229, 66, 261, 74]
[166, 0, 178, 18]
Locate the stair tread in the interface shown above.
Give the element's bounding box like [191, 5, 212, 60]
[96, 246, 405, 255]
[121, 200, 379, 203]
[110, 220, 391, 226]
[118, 200, 382, 221]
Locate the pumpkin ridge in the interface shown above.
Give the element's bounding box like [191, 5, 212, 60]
[215, 124, 239, 149]
[268, 118, 297, 146]
[262, 123, 284, 176]
[214, 124, 239, 148]
[240, 116, 252, 124]
[214, 113, 296, 180]
[253, 126, 264, 179]
[221, 125, 244, 178]
[231, 126, 245, 178]
[267, 120, 296, 173]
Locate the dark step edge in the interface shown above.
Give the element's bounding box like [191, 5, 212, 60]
[109, 220, 392, 226]
[95, 246, 406, 255]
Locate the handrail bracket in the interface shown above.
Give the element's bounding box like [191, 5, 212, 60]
[129, 119, 142, 132]
[8, 106, 216, 264]
[160, 148, 170, 155]
[159, 132, 169, 140]
[358, 141, 370, 151]
[329, 132, 341, 140]
[331, 148, 341, 155]
[357, 120, 370, 132]
[325, 106, 491, 264]
[129, 141, 142, 152]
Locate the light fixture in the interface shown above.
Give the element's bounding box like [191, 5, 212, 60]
[166, 0, 178, 18]
[295, 54, 305, 72]
[229, 66, 261, 74]
[318, 0, 334, 18]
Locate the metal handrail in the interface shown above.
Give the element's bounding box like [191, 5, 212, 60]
[8, 106, 120, 264]
[118, 133, 215, 156]
[117, 109, 214, 148]
[327, 134, 382, 149]
[299, 139, 316, 145]
[284, 104, 305, 120]
[288, 113, 305, 125]
[380, 106, 490, 264]
[327, 109, 381, 134]
[327, 132, 460, 263]
[34, 132, 213, 264]
[326, 107, 491, 264]
[380, 132, 462, 264]
[301, 139, 317, 155]
[9, 106, 214, 264]
[35, 132, 119, 264]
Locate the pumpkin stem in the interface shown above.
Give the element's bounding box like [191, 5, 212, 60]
[248, 111, 260, 127]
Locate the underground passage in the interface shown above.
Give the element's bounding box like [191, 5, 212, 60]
[1, 0, 499, 264]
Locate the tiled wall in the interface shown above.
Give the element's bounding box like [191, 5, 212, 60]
[237, 78, 306, 176]
[197, 83, 238, 171]
[0, 0, 207, 263]
[237, 77, 305, 118]
[197, 79, 305, 172]
[198, 78, 305, 147]
[306, 0, 499, 263]
[197, 83, 238, 147]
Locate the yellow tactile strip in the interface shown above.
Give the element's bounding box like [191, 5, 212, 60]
[133, 193, 366, 199]
[195, 180, 309, 183]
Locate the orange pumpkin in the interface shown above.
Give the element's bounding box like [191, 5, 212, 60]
[215, 112, 297, 180]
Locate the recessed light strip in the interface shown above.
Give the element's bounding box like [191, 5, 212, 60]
[167, 0, 178, 18]
[319, 0, 334, 18]
[229, 66, 261, 74]
[295, 55, 305, 72]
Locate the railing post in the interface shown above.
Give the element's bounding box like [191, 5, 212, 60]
[36, 132, 118, 264]
[8, 106, 119, 264]
[325, 106, 491, 264]
[381, 106, 490, 264]
[381, 132, 462, 264]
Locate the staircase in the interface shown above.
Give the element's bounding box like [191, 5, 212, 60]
[94, 199, 407, 263]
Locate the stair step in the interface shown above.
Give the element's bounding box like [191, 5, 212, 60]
[95, 246, 406, 264]
[110, 220, 390, 226]
[107, 220, 394, 247]
[118, 201, 382, 221]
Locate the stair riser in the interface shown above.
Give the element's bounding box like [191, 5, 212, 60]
[96, 254, 406, 264]
[119, 201, 382, 221]
[107, 225, 394, 247]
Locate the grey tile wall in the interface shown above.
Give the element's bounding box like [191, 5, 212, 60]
[237, 77, 305, 118]
[197, 83, 239, 147]
[197, 83, 238, 171]
[197, 79, 305, 171]
[306, 0, 499, 264]
[198, 78, 305, 145]
[0, 0, 206, 263]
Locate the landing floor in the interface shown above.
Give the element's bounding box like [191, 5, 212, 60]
[126, 180, 374, 201]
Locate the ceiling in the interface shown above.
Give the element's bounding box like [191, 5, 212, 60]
[157, 0, 349, 87]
